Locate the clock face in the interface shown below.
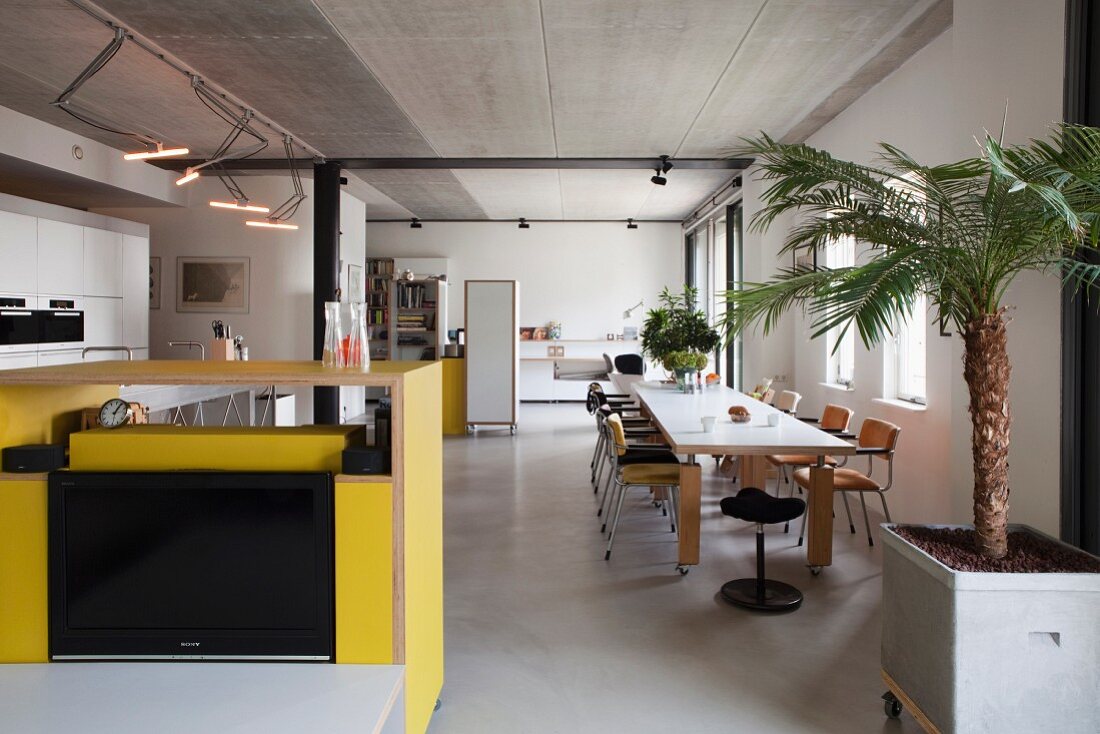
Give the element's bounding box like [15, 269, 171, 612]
[99, 398, 132, 429]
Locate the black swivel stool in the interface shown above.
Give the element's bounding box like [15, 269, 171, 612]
[719, 487, 807, 612]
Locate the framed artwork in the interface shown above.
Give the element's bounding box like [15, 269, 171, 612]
[348, 264, 364, 302]
[176, 257, 250, 313]
[519, 327, 535, 341]
[149, 256, 161, 310]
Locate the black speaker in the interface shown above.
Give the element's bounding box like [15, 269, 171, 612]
[341, 447, 390, 475]
[2, 444, 66, 473]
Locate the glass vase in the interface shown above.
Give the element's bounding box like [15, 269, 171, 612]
[347, 303, 370, 369]
[322, 301, 345, 368]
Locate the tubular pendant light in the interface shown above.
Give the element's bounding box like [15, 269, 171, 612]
[245, 136, 306, 231]
[210, 200, 270, 213]
[176, 169, 199, 185]
[246, 219, 298, 230]
[124, 145, 190, 161]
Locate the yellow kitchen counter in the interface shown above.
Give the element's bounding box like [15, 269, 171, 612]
[0, 360, 443, 734]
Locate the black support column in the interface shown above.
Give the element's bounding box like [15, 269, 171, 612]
[313, 161, 341, 425]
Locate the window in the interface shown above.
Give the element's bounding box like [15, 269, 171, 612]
[826, 234, 855, 387]
[894, 293, 927, 403]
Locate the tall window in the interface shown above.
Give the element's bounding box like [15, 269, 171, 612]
[894, 294, 928, 403]
[826, 234, 855, 386]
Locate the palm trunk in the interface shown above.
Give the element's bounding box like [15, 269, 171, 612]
[961, 311, 1011, 559]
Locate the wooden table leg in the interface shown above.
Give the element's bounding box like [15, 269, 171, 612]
[739, 454, 768, 489]
[806, 464, 834, 568]
[677, 462, 701, 567]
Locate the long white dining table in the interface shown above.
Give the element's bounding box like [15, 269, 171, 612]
[632, 381, 857, 574]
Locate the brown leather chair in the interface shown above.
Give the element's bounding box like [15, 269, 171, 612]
[792, 417, 901, 547]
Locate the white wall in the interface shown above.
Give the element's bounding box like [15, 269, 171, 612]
[99, 176, 368, 424]
[743, 0, 1066, 533]
[365, 221, 683, 339]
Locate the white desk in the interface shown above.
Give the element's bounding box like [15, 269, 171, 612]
[0, 663, 405, 734]
[633, 382, 856, 572]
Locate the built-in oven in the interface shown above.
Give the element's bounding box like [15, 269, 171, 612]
[0, 295, 39, 354]
[37, 297, 84, 350]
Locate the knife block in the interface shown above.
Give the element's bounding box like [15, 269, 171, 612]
[209, 338, 235, 361]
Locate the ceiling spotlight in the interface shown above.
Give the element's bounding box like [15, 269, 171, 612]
[245, 219, 299, 230]
[518, 218, 530, 229]
[659, 154, 674, 174]
[410, 218, 422, 229]
[176, 169, 199, 186]
[626, 218, 638, 229]
[651, 169, 667, 185]
[209, 200, 270, 213]
[124, 144, 190, 161]
[651, 154, 673, 185]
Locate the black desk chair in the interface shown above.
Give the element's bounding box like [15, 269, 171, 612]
[719, 487, 806, 612]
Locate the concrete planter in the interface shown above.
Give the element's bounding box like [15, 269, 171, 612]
[881, 524, 1100, 734]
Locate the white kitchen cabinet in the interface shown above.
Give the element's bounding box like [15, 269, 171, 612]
[84, 296, 123, 348]
[83, 227, 123, 297]
[36, 350, 82, 367]
[0, 353, 38, 370]
[0, 210, 37, 294]
[37, 220, 83, 295]
[121, 234, 149, 349]
[519, 360, 555, 401]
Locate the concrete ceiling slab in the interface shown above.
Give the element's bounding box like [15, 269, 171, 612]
[93, 0, 437, 156]
[677, 0, 941, 156]
[356, 169, 488, 219]
[451, 169, 563, 219]
[0, 0, 947, 220]
[314, 0, 556, 156]
[542, 0, 765, 157]
[341, 173, 415, 220]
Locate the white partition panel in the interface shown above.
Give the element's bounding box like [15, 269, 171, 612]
[465, 280, 518, 428]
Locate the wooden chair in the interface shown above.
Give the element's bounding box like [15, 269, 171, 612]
[792, 417, 901, 547]
[773, 390, 802, 415]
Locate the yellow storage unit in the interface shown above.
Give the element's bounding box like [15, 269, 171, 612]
[441, 357, 466, 435]
[0, 477, 49, 662]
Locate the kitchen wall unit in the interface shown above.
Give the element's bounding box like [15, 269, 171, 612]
[0, 193, 149, 369]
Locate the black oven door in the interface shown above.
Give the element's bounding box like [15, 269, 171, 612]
[0, 308, 39, 346]
[38, 310, 84, 344]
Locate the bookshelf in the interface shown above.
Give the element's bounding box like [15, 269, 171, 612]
[365, 257, 393, 361]
[365, 257, 449, 362]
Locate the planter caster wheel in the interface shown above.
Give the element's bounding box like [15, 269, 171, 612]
[882, 692, 902, 719]
[510, 425, 516, 435]
[675, 564, 690, 575]
[809, 566, 822, 576]
[435, 698, 442, 711]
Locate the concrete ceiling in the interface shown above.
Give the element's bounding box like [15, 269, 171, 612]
[0, 0, 950, 219]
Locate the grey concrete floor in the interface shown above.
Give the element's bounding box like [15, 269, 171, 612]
[430, 404, 921, 734]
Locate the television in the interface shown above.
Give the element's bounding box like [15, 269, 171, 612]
[49, 471, 334, 661]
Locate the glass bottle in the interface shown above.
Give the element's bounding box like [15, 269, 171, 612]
[323, 301, 345, 368]
[347, 303, 370, 369]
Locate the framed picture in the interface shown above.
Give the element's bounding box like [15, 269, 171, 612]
[149, 256, 161, 310]
[348, 264, 364, 302]
[176, 257, 250, 313]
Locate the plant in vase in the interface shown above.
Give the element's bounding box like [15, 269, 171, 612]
[640, 286, 720, 385]
[721, 126, 1100, 731]
[661, 350, 709, 391]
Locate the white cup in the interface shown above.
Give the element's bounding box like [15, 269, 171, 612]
[767, 413, 781, 427]
[701, 416, 717, 433]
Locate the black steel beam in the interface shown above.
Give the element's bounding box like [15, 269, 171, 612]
[151, 157, 753, 172]
[313, 161, 341, 425]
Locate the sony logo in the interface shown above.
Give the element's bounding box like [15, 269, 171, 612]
[180, 642, 200, 647]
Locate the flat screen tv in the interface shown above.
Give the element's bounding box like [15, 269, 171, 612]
[49, 471, 334, 661]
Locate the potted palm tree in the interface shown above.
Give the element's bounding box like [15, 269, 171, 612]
[722, 125, 1100, 732]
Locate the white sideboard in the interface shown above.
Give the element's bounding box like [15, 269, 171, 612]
[518, 339, 648, 401]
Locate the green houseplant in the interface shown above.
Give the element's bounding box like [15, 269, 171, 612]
[640, 287, 719, 389]
[723, 125, 1100, 560]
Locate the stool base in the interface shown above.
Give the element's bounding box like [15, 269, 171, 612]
[721, 578, 803, 612]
